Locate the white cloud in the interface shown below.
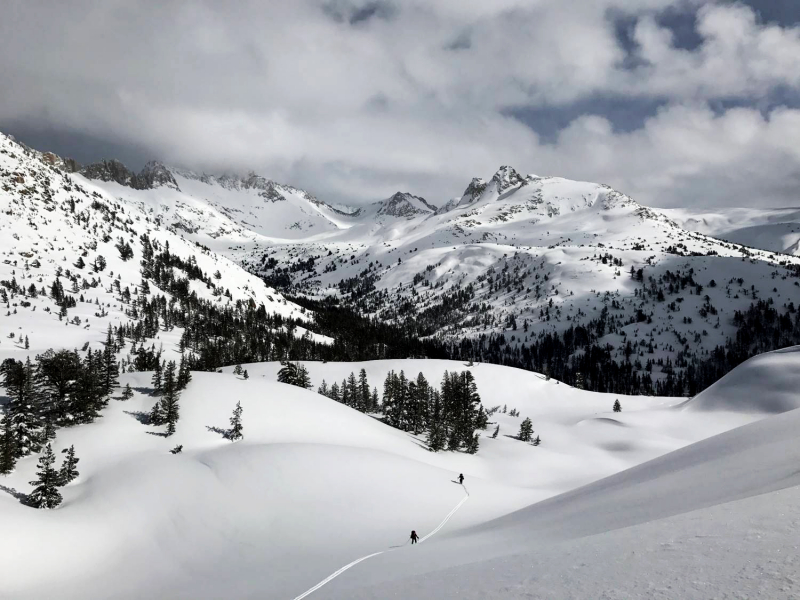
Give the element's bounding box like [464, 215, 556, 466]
[0, 0, 799, 207]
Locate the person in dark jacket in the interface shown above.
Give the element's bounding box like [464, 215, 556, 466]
[410, 530, 419, 544]
[458, 473, 464, 485]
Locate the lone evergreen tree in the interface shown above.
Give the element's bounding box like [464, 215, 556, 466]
[518, 417, 533, 442]
[229, 401, 243, 441]
[491, 424, 499, 439]
[160, 361, 180, 436]
[613, 399, 622, 413]
[28, 444, 62, 509]
[121, 383, 134, 400]
[59, 445, 79, 484]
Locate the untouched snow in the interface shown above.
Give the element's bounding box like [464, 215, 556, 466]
[686, 345, 800, 413]
[321, 395, 800, 599]
[0, 355, 783, 600]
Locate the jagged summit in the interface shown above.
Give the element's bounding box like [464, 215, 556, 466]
[375, 191, 437, 218]
[139, 160, 180, 190]
[491, 165, 530, 193]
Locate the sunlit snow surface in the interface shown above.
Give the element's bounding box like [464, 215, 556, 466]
[3, 351, 798, 599]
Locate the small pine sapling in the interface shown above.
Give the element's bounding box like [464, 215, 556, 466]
[229, 401, 243, 441]
[491, 424, 499, 439]
[121, 383, 134, 400]
[613, 399, 622, 413]
[28, 444, 62, 509]
[532, 435, 541, 446]
[59, 445, 79, 484]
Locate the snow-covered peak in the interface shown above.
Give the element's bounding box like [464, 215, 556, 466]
[374, 192, 437, 218]
[491, 165, 528, 193]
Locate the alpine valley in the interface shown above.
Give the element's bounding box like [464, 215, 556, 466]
[3, 130, 800, 599]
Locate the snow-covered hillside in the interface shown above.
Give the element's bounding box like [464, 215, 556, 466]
[314, 350, 800, 599]
[660, 206, 800, 256]
[52, 148, 800, 393]
[0, 355, 775, 599]
[0, 132, 311, 365]
[14, 133, 800, 395]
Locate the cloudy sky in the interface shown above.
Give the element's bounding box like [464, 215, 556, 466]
[2, 0, 799, 208]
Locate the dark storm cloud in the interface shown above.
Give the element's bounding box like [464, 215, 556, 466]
[1, 0, 800, 208]
[507, 97, 669, 144]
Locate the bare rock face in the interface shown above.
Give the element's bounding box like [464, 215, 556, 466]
[80, 159, 140, 188]
[138, 161, 180, 191]
[460, 177, 487, 205]
[491, 166, 526, 193]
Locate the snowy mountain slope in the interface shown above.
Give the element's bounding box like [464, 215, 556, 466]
[230, 167, 800, 392]
[0, 132, 309, 365]
[319, 376, 800, 599]
[660, 206, 800, 256]
[60, 148, 800, 390]
[0, 359, 762, 600]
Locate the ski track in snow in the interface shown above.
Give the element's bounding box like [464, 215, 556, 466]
[291, 484, 470, 600]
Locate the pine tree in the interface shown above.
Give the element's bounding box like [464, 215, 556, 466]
[28, 444, 62, 509]
[346, 372, 359, 408]
[370, 387, 380, 412]
[149, 401, 163, 426]
[296, 364, 312, 389]
[427, 423, 446, 452]
[574, 372, 585, 390]
[177, 353, 192, 390]
[466, 432, 480, 454]
[121, 383, 134, 400]
[277, 362, 297, 386]
[151, 360, 163, 395]
[358, 369, 370, 412]
[160, 361, 180, 436]
[518, 417, 533, 442]
[491, 424, 499, 438]
[0, 413, 16, 474]
[317, 380, 330, 398]
[101, 325, 119, 396]
[613, 399, 622, 413]
[229, 401, 243, 441]
[59, 445, 79, 484]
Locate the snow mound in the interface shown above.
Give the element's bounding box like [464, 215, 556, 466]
[685, 345, 800, 413]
